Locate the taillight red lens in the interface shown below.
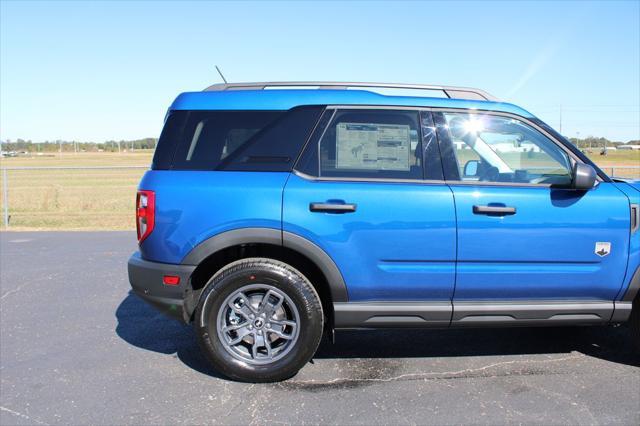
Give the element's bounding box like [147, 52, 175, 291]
[162, 275, 180, 286]
[136, 190, 155, 243]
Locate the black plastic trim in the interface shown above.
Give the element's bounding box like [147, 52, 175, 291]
[181, 228, 282, 265]
[180, 227, 349, 303]
[611, 301, 632, 322]
[334, 302, 451, 328]
[622, 266, 640, 302]
[333, 300, 624, 329]
[452, 301, 613, 326]
[127, 252, 196, 322]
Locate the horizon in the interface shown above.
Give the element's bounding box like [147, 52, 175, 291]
[1, 0, 639, 143]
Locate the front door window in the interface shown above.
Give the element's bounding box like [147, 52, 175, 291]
[440, 112, 573, 185]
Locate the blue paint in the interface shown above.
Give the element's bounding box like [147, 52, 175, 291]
[450, 183, 631, 300]
[282, 174, 456, 301]
[612, 180, 640, 300]
[135, 89, 638, 307]
[137, 170, 288, 264]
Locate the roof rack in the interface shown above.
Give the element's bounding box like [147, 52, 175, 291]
[203, 81, 498, 102]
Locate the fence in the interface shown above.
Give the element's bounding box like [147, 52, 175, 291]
[0, 165, 639, 230]
[600, 166, 640, 179]
[1, 166, 148, 230]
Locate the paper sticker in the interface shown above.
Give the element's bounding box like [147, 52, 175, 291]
[336, 122, 410, 171]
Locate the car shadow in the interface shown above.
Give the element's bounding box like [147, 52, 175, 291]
[115, 292, 640, 380]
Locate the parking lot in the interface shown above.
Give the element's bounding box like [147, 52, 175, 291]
[1, 232, 639, 425]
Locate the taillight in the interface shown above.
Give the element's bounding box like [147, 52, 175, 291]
[136, 190, 155, 243]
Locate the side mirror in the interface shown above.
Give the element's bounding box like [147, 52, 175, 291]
[573, 163, 596, 190]
[463, 160, 479, 177]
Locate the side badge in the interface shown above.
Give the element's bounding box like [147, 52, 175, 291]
[595, 242, 611, 257]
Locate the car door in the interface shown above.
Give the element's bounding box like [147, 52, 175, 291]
[433, 111, 631, 316]
[283, 108, 456, 308]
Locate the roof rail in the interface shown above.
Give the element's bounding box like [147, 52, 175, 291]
[203, 81, 499, 101]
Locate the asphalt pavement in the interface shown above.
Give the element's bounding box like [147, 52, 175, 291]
[1, 232, 639, 425]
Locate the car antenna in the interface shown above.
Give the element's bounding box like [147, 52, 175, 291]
[215, 65, 228, 83]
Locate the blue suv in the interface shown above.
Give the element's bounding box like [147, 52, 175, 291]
[128, 82, 640, 382]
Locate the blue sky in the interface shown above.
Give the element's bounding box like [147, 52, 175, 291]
[1, 0, 639, 142]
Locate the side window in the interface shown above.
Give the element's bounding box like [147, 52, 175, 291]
[313, 109, 423, 180]
[159, 107, 323, 171]
[439, 112, 573, 185]
[170, 110, 283, 170]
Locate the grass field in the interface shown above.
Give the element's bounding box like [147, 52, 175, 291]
[0, 150, 638, 230]
[0, 152, 150, 230]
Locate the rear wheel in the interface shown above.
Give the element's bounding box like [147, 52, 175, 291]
[194, 258, 324, 382]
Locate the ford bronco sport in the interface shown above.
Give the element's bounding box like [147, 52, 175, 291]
[128, 82, 640, 382]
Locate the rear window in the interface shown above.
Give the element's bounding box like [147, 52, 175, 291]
[152, 106, 323, 171]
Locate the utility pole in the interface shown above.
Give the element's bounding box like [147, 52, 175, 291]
[559, 104, 562, 135]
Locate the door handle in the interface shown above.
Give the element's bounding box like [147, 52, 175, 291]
[309, 202, 357, 213]
[472, 205, 516, 215]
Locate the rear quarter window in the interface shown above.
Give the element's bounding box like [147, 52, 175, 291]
[151, 107, 324, 171]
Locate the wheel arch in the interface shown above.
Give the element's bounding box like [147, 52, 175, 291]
[181, 227, 348, 323]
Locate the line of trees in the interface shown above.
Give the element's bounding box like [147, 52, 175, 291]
[1, 136, 638, 154]
[568, 137, 640, 150]
[0, 138, 158, 153]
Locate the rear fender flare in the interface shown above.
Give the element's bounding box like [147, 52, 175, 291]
[180, 227, 349, 319]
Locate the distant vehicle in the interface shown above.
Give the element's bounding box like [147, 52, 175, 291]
[128, 81, 640, 382]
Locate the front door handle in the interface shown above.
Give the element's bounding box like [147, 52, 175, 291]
[473, 205, 516, 215]
[309, 202, 357, 214]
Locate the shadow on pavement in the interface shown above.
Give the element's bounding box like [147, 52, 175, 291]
[115, 291, 225, 379]
[116, 292, 640, 380]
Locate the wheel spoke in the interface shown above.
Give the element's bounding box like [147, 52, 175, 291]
[268, 319, 297, 340]
[261, 334, 273, 358]
[270, 319, 296, 329]
[221, 322, 246, 333]
[226, 326, 252, 345]
[227, 292, 255, 319]
[251, 333, 262, 359]
[268, 328, 295, 340]
[259, 290, 284, 318]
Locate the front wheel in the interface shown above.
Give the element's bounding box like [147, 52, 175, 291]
[194, 258, 324, 382]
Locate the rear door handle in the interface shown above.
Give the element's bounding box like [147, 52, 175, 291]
[473, 205, 516, 215]
[309, 202, 357, 214]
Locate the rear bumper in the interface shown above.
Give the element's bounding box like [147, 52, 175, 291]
[127, 252, 196, 322]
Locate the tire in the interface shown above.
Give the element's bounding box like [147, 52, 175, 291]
[194, 258, 324, 382]
[630, 297, 640, 352]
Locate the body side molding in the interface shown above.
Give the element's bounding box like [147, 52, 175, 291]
[334, 300, 620, 329]
[334, 302, 451, 328]
[452, 301, 614, 326]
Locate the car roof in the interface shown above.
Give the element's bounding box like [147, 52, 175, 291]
[169, 89, 535, 119]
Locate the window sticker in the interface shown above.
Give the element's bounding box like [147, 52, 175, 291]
[336, 123, 410, 170]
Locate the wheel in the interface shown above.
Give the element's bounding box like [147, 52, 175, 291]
[194, 258, 324, 382]
[630, 296, 640, 352]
